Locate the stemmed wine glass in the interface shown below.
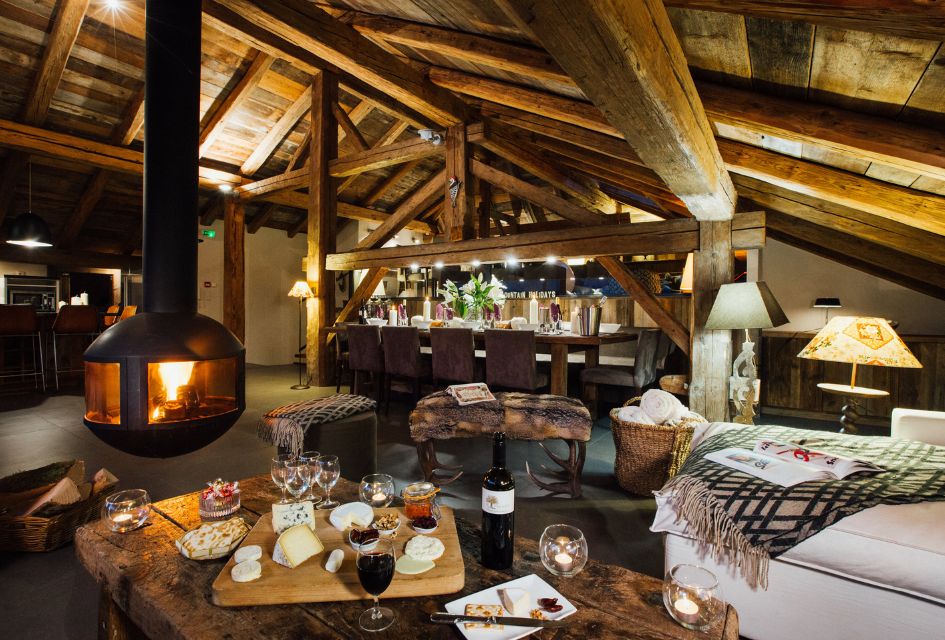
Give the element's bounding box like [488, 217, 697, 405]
[270, 454, 294, 504]
[299, 450, 322, 505]
[315, 454, 341, 510]
[284, 458, 311, 503]
[357, 536, 396, 632]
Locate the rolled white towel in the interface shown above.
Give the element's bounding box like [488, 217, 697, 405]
[639, 389, 686, 424]
[617, 405, 656, 424]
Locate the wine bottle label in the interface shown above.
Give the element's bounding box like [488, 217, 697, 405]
[482, 488, 514, 515]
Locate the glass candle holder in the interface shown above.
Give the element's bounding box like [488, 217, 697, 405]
[359, 474, 395, 508]
[102, 489, 151, 533]
[663, 564, 725, 631]
[539, 524, 588, 577]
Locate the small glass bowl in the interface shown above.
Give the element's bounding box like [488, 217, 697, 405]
[663, 564, 725, 631]
[199, 484, 241, 521]
[539, 524, 588, 577]
[359, 474, 395, 508]
[102, 489, 151, 533]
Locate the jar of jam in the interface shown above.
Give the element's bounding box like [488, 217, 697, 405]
[402, 480, 441, 520]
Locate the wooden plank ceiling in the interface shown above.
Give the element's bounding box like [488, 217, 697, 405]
[0, 0, 942, 298]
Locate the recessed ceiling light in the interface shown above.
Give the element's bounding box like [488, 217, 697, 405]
[471, 259, 481, 267]
[545, 256, 556, 263]
[410, 263, 419, 271]
[434, 261, 444, 269]
[506, 256, 519, 266]
[218, 184, 233, 193]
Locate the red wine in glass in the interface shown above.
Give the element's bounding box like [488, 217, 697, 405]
[357, 538, 396, 632]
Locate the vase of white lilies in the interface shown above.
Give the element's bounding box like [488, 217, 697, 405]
[439, 273, 506, 329]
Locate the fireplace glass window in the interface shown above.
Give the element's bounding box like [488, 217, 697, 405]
[147, 357, 238, 423]
[85, 363, 121, 424]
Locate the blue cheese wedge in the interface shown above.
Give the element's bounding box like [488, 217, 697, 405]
[272, 501, 316, 534]
[272, 524, 324, 568]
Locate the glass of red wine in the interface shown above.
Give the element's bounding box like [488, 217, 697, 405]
[356, 536, 396, 632]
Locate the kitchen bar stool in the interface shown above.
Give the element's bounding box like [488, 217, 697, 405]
[0, 305, 45, 391]
[51, 305, 100, 390]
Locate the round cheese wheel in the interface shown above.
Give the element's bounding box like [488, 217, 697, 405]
[231, 559, 262, 583]
[404, 534, 445, 561]
[234, 545, 262, 564]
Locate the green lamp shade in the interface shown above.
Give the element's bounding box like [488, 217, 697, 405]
[6, 211, 53, 247]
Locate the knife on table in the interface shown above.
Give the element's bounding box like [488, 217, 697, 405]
[430, 612, 569, 628]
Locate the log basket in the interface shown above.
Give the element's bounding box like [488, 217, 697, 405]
[610, 397, 703, 495]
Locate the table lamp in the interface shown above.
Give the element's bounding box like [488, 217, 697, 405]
[812, 297, 842, 325]
[797, 316, 922, 433]
[703, 281, 789, 424]
[287, 281, 314, 390]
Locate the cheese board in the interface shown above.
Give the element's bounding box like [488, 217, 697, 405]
[211, 505, 465, 606]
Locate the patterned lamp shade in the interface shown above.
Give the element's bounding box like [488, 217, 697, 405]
[287, 281, 314, 299]
[797, 316, 922, 368]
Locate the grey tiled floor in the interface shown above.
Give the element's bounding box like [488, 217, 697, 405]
[0, 366, 845, 639]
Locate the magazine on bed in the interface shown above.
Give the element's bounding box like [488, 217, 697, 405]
[704, 439, 885, 487]
[446, 383, 496, 405]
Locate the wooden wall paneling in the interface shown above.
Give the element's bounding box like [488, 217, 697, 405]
[744, 17, 813, 100]
[689, 220, 733, 421]
[443, 123, 474, 240]
[223, 196, 245, 342]
[306, 71, 338, 386]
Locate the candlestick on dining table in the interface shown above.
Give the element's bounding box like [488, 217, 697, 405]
[422, 298, 431, 321]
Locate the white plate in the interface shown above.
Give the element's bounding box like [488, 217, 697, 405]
[328, 502, 374, 531]
[444, 573, 577, 640]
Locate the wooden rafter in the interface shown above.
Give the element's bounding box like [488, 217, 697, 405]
[355, 169, 447, 249]
[362, 159, 421, 207]
[334, 266, 388, 324]
[337, 117, 410, 196]
[241, 85, 312, 175]
[247, 203, 280, 233]
[199, 50, 275, 157]
[332, 102, 369, 153]
[329, 137, 442, 178]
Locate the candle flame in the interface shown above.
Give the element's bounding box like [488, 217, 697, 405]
[157, 361, 195, 400]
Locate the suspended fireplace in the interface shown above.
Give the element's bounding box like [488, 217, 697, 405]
[83, 0, 245, 457]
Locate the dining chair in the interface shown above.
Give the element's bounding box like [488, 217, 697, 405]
[103, 305, 120, 328]
[430, 327, 477, 387]
[0, 305, 45, 391]
[484, 329, 548, 393]
[333, 323, 352, 393]
[51, 305, 100, 390]
[580, 328, 662, 416]
[380, 325, 430, 411]
[346, 324, 385, 401]
[118, 305, 138, 321]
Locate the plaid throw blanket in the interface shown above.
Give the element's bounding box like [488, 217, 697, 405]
[258, 394, 376, 455]
[660, 425, 945, 588]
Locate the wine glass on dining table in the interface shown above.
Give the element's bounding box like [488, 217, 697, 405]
[315, 454, 340, 510]
[270, 453, 294, 504]
[298, 450, 322, 505]
[284, 458, 311, 502]
[357, 536, 396, 632]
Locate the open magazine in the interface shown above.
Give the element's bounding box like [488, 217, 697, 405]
[446, 383, 496, 406]
[704, 438, 885, 487]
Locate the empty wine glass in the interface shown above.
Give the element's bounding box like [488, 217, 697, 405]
[315, 454, 341, 510]
[284, 458, 311, 502]
[357, 536, 396, 632]
[299, 450, 322, 504]
[270, 453, 294, 504]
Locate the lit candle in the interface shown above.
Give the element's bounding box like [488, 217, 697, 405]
[388, 307, 398, 326]
[672, 595, 701, 625]
[112, 512, 134, 524]
[371, 491, 387, 505]
[422, 297, 431, 320]
[553, 552, 574, 571]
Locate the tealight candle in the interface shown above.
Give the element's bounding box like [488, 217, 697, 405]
[540, 525, 588, 577]
[553, 552, 574, 571]
[663, 564, 723, 631]
[672, 596, 701, 624]
[372, 492, 387, 505]
[111, 512, 134, 525]
[359, 474, 395, 509]
[102, 489, 151, 533]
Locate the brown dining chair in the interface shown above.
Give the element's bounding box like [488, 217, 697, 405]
[484, 329, 548, 393]
[430, 327, 477, 387]
[51, 305, 100, 390]
[334, 323, 352, 393]
[103, 305, 120, 328]
[346, 324, 385, 401]
[118, 305, 138, 321]
[381, 325, 430, 411]
[580, 329, 662, 417]
[0, 305, 45, 391]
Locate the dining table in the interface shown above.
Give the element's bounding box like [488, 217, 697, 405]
[75, 474, 739, 639]
[323, 325, 638, 396]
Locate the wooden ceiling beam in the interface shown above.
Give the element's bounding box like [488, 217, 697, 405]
[237, 167, 308, 200]
[211, 0, 468, 126]
[0, 244, 140, 270]
[247, 203, 280, 233]
[361, 159, 421, 208]
[663, 1, 945, 41]
[356, 169, 446, 249]
[241, 85, 312, 175]
[337, 117, 409, 195]
[496, 0, 735, 220]
[332, 101, 369, 153]
[719, 139, 945, 236]
[199, 50, 276, 158]
[329, 137, 442, 178]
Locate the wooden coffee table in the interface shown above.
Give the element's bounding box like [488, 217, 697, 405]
[76, 475, 738, 639]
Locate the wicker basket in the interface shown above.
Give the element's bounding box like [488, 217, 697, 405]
[610, 397, 703, 495]
[0, 462, 117, 552]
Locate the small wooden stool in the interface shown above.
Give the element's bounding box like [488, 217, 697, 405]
[409, 391, 592, 498]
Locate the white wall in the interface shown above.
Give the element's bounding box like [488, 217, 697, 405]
[761, 239, 945, 335]
[197, 221, 307, 366]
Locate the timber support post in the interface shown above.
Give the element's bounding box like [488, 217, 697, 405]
[223, 195, 245, 343]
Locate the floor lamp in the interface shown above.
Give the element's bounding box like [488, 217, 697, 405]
[288, 281, 314, 390]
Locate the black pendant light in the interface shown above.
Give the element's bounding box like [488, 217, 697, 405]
[6, 161, 52, 247]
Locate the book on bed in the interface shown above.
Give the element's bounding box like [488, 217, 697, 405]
[704, 439, 884, 487]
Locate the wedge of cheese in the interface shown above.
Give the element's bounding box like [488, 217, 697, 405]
[394, 555, 434, 575]
[272, 501, 316, 534]
[272, 524, 324, 568]
[463, 604, 504, 630]
[498, 587, 530, 617]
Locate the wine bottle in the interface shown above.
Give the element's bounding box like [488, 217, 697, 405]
[481, 432, 514, 569]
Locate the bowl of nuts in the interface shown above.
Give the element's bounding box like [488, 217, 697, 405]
[373, 512, 400, 537]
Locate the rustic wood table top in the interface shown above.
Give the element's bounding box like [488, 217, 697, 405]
[322, 324, 639, 347]
[76, 474, 738, 639]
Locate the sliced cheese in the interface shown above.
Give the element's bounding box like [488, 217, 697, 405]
[272, 501, 316, 534]
[272, 524, 324, 568]
[404, 534, 445, 561]
[231, 559, 261, 583]
[325, 549, 344, 573]
[498, 587, 530, 617]
[234, 544, 262, 564]
[464, 604, 504, 629]
[394, 555, 435, 575]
